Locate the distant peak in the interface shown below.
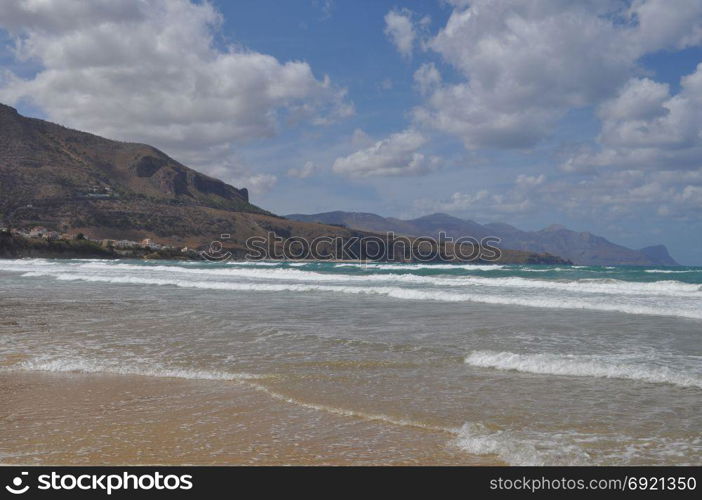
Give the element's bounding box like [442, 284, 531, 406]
[638, 245, 679, 266]
[542, 224, 566, 232]
[417, 213, 463, 221]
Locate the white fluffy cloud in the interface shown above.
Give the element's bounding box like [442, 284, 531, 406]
[554, 63, 702, 218]
[0, 0, 351, 194]
[413, 62, 441, 95]
[565, 63, 702, 172]
[627, 0, 702, 51]
[384, 9, 416, 58]
[332, 129, 440, 177]
[408, 0, 702, 231]
[287, 161, 321, 179]
[414, 0, 702, 150]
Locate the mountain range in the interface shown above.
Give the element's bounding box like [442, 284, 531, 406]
[0, 102, 359, 253]
[0, 103, 566, 264]
[286, 212, 679, 266]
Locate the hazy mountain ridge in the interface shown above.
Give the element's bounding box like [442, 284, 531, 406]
[286, 212, 679, 266]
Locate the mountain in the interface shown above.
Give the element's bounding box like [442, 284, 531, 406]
[0, 104, 566, 264]
[0, 103, 257, 213]
[287, 211, 679, 266]
[286, 212, 494, 239]
[0, 103, 361, 252]
[638, 245, 679, 266]
[483, 223, 679, 266]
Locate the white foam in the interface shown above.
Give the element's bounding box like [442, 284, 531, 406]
[333, 263, 506, 271]
[18, 270, 702, 319]
[645, 269, 696, 274]
[448, 276, 702, 297]
[225, 261, 282, 266]
[13, 357, 263, 381]
[452, 423, 702, 465]
[453, 422, 590, 465]
[62, 261, 702, 297]
[464, 350, 702, 388]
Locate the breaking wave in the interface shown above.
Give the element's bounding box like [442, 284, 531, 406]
[464, 350, 702, 388]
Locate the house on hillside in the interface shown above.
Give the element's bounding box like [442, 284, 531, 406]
[29, 226, 49, 238]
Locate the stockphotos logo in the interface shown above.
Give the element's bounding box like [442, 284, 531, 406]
[5, 472, 29, 494]
[4, 471, 193, 495]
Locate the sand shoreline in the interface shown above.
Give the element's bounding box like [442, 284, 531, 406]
[0, 370, 495, 466]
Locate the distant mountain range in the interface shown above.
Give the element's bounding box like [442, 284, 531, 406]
[0, 103, 566, 264]
[286, 211, 679, 266]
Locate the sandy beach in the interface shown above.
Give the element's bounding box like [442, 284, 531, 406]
[0, 370, 485, 465]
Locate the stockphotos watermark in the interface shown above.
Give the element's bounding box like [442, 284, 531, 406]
[200, 231, 501, 263]
[4, 470, 193, 495]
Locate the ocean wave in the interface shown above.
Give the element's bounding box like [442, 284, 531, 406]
[225, 261, 282, 266]
[54, 261, 702, 297]
[644, 269, 696, 274]
[4, 260, 701, 299]
[453, 423, 701, 465]
[453, 422, 590, 465]
[464, 350, 702, 388]
[333, 263, 506, 271]
[456, 276, 702, 297]
[10, 356, 264, 381]
[7, 353, 452, 435]
[19, 270, 702, 319]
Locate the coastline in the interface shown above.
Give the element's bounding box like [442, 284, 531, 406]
[0, 231, 572, 265]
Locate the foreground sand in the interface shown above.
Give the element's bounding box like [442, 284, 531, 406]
[0, 371, 496, 465]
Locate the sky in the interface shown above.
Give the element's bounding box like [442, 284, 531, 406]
[1, 0, 702, 264]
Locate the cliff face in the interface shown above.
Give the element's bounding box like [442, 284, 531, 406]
[0, 103, 254, 214]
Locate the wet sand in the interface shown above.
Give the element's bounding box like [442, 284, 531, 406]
[0, 371, 494, 465]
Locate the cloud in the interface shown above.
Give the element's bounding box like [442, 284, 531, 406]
[332, 129, 441, 177]
[384, 9, 417, 58]
[379, 78, 394, 91]
[196, 157, 277, 197]
[413, 63, 441, 95]
[416, 187, 537, 216]
[287, 161, 321, 179]
[627, 0, 702, 51]
[243, 174, 278, 196]
[565, 63, 702, 172]
[0, 0, 351, 190]
[414, 0, 702, 150]
[350, 128, 373, 148]
[553, 63, 702, 221]
[515, 174, 545, 189]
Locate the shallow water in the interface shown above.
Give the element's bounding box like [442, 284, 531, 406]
[1, 258, 700, 464]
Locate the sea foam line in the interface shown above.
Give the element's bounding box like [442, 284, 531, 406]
[18, 271, 702, 320]
[464, 350, 702, 388]
[9, 357, 264, 381]
[13, 260, 702, 298]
